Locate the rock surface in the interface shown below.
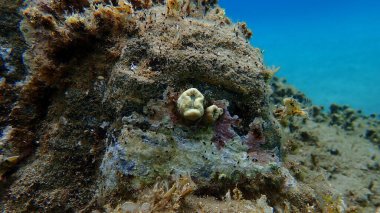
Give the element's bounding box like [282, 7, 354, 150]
[0, 0, 379, 212]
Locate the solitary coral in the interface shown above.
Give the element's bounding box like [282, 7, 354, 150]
[177, 88, 204, 121]
[204, 104, 224, 124]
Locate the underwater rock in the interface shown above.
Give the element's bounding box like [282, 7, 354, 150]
[0, 0, 379, 212]
[0, 0, 29, 193]
[0, 0, 27, 83]
[1, 0, 286, 211]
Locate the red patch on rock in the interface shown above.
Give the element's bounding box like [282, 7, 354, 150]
[211, 100, 241, 149]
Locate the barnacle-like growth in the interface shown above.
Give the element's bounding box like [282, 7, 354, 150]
[204, 104, 224, 124]
[177, 88, 204, 121]
[238, 22, 253, 40]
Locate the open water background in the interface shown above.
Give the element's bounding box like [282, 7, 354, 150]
[220, 0, 380, 115]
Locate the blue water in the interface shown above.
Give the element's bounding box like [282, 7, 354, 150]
[220, 0, 380, 115]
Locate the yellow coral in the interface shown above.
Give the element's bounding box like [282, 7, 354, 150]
[204, 104, 223, 124]
[177, 88, 205, 121]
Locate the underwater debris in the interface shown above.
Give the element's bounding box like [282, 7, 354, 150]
[177, 88, 205, 121]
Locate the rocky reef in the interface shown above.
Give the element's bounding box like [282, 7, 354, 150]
[0, 0, 379, 212]
[271, 77, 380, 212]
